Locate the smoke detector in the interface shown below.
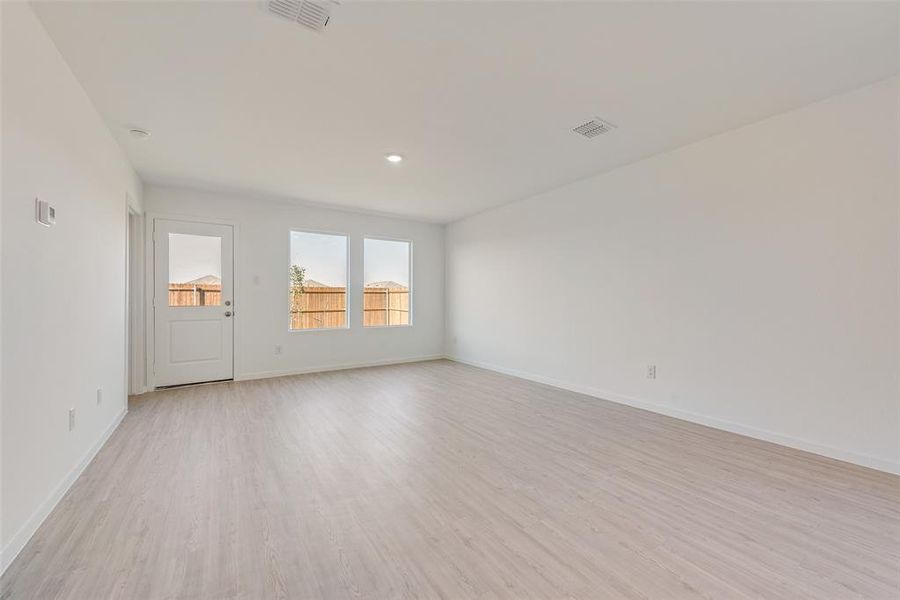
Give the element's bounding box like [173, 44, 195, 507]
[572, 118, 617, 139]
[263, 0, 337, 32]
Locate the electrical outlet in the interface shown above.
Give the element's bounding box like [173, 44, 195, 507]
[68, 408, 76, 431]
[274, 345, 282, 355]
[647, 364, 657, 379]
[97, 387, 103, 406]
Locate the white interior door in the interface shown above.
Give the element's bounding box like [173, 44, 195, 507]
[153, 219, 234, 387]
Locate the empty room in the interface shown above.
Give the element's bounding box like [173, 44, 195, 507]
[2, 1, 899, 598]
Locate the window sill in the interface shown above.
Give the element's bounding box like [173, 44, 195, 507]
[288, 326, 351, 333]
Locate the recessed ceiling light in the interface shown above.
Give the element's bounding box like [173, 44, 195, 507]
[385, 153, 403, 163]
[128, 128, 151, 139]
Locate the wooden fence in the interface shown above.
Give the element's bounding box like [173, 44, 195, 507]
[290, 286, 347, 329]
[169, 283, 222, 307]
[290, 286, 409, 329]
[168, 284, 409, 329]
[363, 288, 409, 327]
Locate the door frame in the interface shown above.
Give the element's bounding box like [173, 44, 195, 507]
[144, 212, 240, 389]
[125, 198, 145, 395]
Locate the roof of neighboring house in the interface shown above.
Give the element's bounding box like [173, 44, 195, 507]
[366, 281, 408, 289]
[184, 274, 221, 285]
[301, 279, 329, 288]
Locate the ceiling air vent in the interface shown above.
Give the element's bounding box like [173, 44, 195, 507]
[572, 118, 616, 139]
[264, 0, 336, 32]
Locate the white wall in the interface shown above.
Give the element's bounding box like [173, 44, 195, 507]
[1, 3, 142, 572]
[143, 185, 444, 381]
[446, 77, 900, 474]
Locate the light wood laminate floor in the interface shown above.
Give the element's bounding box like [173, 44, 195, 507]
[2, 360, 899, 599]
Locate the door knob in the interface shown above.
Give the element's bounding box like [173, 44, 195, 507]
[225, 300, 231, 306]
[225, 311, 232, 317]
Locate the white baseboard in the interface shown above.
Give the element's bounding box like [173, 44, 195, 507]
[0, 408, 129, 576]
[236, 354, 447, 382]
[446, 355, 900, 476]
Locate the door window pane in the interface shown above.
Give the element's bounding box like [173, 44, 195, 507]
[290, 231, 348, 330]
[168, 233, 222, 306]
[364, 238, 410, 327]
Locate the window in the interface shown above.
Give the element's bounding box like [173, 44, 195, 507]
[364, 238, 411, 327]
[289, 231, 348, 330]
[168, 233, 222, 306]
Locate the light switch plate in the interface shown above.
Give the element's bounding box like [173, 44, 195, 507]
[35, 198, 56, 227]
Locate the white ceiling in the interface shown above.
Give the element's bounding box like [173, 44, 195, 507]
[34, 1, 900, 223]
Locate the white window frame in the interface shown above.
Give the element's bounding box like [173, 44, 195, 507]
[363, 236, 413, 328]
[288, 229, 350, 333]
